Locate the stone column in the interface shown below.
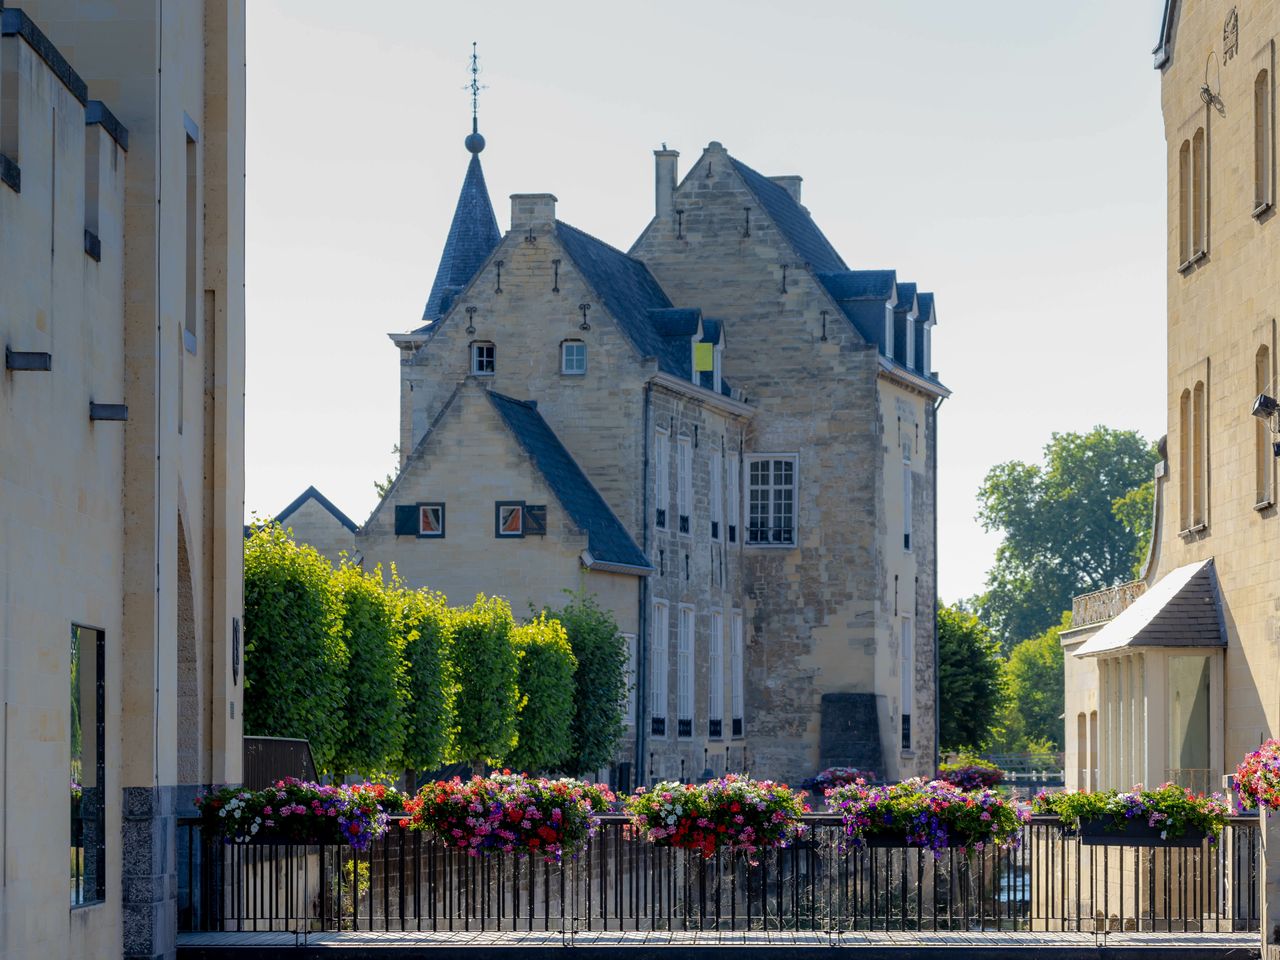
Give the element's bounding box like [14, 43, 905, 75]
[122, 786, 178, 960]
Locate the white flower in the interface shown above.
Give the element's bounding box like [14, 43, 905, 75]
[219, 809, 227, 818]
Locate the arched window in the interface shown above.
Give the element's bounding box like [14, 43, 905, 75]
[1179, 140, 1192, 264]
[1256, 69, 1273, 212]
[1192, 128, 1207, 256]
[1192, 380, 1206, 527]
[1179, 387, 1192, 530]
[1258, 345, 1274, 506]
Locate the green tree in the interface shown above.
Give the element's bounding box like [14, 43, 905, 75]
[937, 604, 1006, 753]
[549, 592, 628, 775]
[331, 562, 405, 778]
[995, 613, 1068, 753]
[509, 613, 578, 773]
[1111, 479, 1155, 579]
[243, 522, 348, 772]
[451, 594, 521, 768]
[397, 585, 457, 776]
[373, 444, 401, 499]
[976, 427, 1158, 649]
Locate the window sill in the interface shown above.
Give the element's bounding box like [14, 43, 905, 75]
[900, 749, 916, 759]
[1253, 200, 1273, 220]
[745, 541, 796, 549]
[469, 371, 495, 378]
[1179, 522, 1208, 536]
[1255, 497, 1274, 512]
[560, 371, 586, 377]
[1177, 250, 1207, 274]
[71, 899, 107, 913]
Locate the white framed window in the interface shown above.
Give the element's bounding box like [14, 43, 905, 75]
[727, 453, 740, 543]
[747, 455, 796, 545]
[496, 501, 523, 537]
[650, 600, 669, 737]
[561, 339, 586, 375]
[730, 610, 744, 738]
[676, 436, 692, 536]
[710, 450, 723, 541]
[622, 633, 637, 726]
[654, 428, 670, 530]
[677, 604, 695, 738]
[902, 446, 913, 552]
[708, 610, 724, 738]
[419, 503, 444, 537]
[900, 618, 914, 751]
[470, 341, 495, 375]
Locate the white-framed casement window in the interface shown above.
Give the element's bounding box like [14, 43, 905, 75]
[677, 604, 695, 738]
[708, 610, 724, 739]
[470, 340, 495, 375]
[654, 427, 670, 530]
[677, 436, 693, 536]
[746, 455, 796, 545]
[902, 444, 913, 552]
[730, 610, 745, 738]
[710, 450, 724, 542]
[900, 618, 914, 751]
[650, 600, 670, 737]
[727, 453, 740, 543]
[622, 633, 638, 726]
[561, 339, 587, 375]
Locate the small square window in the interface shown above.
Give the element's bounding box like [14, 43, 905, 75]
[419, 504, 444, 537]
[561, 340, 586, 375]
[470, 341, 495, 375]
[496, 502, 524, 537]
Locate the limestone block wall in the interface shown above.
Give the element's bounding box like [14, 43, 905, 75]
[0, 12, 127, 960]
[277, 498, 358, 566]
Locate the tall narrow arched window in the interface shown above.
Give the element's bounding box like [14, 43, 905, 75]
[1193, 380, 1207, 528]
[1179, 140, 1192, 264]
[1258, 345, 1274, 507]
[1179, 388, 1192, 530]
[1256, 69, 1273, 212]
[1192, 128, 1207, 256]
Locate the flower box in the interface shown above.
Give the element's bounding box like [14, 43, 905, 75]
[862, 830, 968, 849]
[1077, 818, 1205, 847]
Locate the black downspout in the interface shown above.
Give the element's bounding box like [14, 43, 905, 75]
[636, 382, 652, 786]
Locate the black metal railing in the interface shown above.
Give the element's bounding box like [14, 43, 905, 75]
[178, 815, 1260, 936]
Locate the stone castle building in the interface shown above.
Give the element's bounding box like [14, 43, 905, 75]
[283, 115, 949, 787]
[1063, 0, 1280, 797]
[0, 2, 246, 958]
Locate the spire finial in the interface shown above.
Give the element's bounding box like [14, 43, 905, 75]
[464, 42, 487, 153]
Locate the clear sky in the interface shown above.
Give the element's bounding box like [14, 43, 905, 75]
[245, 0, 1169, 604]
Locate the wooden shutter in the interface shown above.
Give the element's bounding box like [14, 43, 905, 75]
[394, 504, 418, 536]
[525, 504, 547, 535]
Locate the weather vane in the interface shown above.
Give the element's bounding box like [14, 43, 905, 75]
[466, 42, 486, 135]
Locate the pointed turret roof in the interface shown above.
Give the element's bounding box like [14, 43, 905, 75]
[420, 137, 501, 324]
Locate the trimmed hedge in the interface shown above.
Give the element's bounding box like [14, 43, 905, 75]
[550, 593, 627, 775]
[450, 595, 521, 768]
[398, 586, 457, 773]
[509, 614, 577, 774]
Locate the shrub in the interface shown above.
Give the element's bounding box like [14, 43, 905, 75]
[397, 586, 458, 775]
[804, 767, 876, 790]
[625, 775, 809, 861]
[1031, 784, 1229, 842]
[827, 778, 1027, 855]
[451, 595, 520, 768]
[936, 756, 1004, 790]
[331, 563, 406, 778]
[549, 593, 627, 775]
[243, 523, 347, 772]
[1235, 739, 1280, 811]
[509, 614, 577, 774]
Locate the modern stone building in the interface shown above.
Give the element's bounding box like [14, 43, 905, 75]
[1062, 0, 1280, 797]
[289, 120, 948, 787]
[0, 2, 245, 958]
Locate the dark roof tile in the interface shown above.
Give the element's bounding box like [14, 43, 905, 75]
[422, 153, 501, 323]
[730, 157, 846, 273]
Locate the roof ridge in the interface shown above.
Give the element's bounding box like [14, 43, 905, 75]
[727, 155, 846, 273]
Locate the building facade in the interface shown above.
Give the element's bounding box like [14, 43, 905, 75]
[290, 124, 948, 787]
[0, 3, 246, 958]
[1063, 0, 1280, 797]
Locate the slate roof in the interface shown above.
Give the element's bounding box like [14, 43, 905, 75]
[1073, 559, 1225, 657]
[730, 157, 846, 273]
[276, 485, 359, 534]
[1154, 0, 1178, 67]
[421, 153, 501, 324]
[893, 282, 918, 313]
[816, 269, 896, 302]
[486, 391, 652, 572]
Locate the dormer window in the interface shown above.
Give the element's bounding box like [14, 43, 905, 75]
[470, 341, 495, 375]
[561, 340, 586, 375]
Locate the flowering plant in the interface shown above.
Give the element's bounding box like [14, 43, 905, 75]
[1235, 739, 1280, 811]
[195, 778, 393, 851]
[803, 767, 875, 790]
[624, 775, 809, 861]
[71, 778, 83, 803]
[402, 772, 603, 861]
[828, 777, 1027, 856]
[1031, 784, 1229, 842]
[936, 757, 1004, 790]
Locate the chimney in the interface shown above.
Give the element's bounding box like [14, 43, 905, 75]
[769, 175, 803, 204]
[510, 193, 557, 231]
[654, 148, 679, 219]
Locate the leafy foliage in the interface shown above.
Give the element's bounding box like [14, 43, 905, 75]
[994, 614, 1067, 753]
[1111, 479, 1155, 579]
[549, 592, 628, 775]
[509, 614, 577, 774]
[450, 595, 521, 768]
[373, 444, 401, 499]
[243, 522, 348, 772]
[936, 756, 1004, 790]
[937, 604, 1005, 753]
[331, 563, 406, 778]
[1032, 784, 1228, 841]
[397, 585, 458, 774]
[975, 427, 1158, 649]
